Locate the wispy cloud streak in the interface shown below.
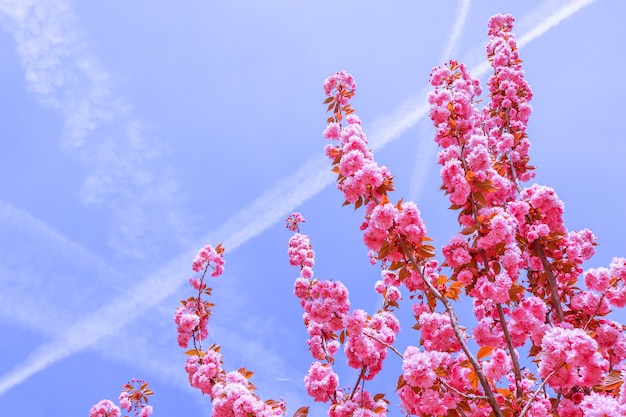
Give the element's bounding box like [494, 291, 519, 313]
[0, 0, 598, 396]
[404, 0, 471, 200]
[440, 0, 472, 63]
[0, 0, 186, 258]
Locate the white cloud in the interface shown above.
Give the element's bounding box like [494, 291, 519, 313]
[0, 0, 187, 259]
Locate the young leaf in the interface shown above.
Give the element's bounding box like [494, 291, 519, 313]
[293, 406, 309, 417]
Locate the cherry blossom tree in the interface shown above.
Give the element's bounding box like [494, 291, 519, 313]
[92, 13, 626, 417]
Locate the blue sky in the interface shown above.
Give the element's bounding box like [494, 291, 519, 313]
[1, 0, 625, 416]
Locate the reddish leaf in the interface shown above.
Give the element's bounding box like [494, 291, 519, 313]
[477, 346, 494, 360]
[293, 406, 309, 417]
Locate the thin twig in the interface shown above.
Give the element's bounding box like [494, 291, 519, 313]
[518, 365, 561, 417]
[439, 378, 488, 401]
[349, 366, 367, 399]
[363, 332, 404, 359]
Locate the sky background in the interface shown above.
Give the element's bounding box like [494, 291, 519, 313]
[1, 0, 625, 416]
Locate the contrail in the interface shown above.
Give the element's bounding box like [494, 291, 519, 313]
[0, 200, 130, 295]
[0, 0, 187, 258]
[0, 0, 598, 395]
[441, 0, 472, 62]
[404, 0, 472, 200]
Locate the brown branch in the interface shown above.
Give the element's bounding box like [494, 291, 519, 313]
[398, 237, 505, 417]
[349, 366, 367, 399]
[496, 303, 523, 399]
[477, 250, 523, 399]
[531, 240, 565, 322]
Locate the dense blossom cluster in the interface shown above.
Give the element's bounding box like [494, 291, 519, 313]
[287, 12, 626, 417]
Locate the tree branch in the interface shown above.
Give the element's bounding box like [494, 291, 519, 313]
[398, 237, 505, 417]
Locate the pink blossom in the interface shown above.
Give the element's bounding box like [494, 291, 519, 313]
[611, 257, 626, 280]
[398, 386, 459, 417]
[508, 296, 548, 346]
[324, 123, 341, 140]
[185, 349, 222, 397]
[473, 316, 506, 348]
[323, 70, 356, 101]
[482, 348, 511, 380]
[192, 244, 225, 276]
[139, 405, 153, 417]
[118, 391, 132, 410]
[580, 392, 626, 416]
[89, 400, 121, 417]
[571, 290, 609, 316]
[477, 208, 517, 251]
[369, 203, 397, 231]
[210, 371, 286, 416]
[557, 398, 583, 417]
[395, 201, 427, 246]
[304, 280, 350, 329]
[564, 229, 596, 262]
[329, 389, 387, 417]
[344, 310, 399, 380]
[402, 346, 450, 388]
[525, 398, 551, 417]
[285, 212, 306, 232]
[440, 159, 470, 206]
[339, 149, 366, 177]
[442, 235, 472, 268]
[304, 362, 339, 402]
[419, 312, 462, 352]
[474, 273, 512, 303]
[521, 184, 565, 235]
[538, 327, 607, 389]
[596, 320, 626, 362]
[174, 299, 209, 348]
[287, 233, 315, 270]
[607, 257, 626, 307]
[607, 286, 626, 308]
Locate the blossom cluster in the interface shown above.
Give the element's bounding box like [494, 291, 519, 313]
[89, 379, 153, 417]
[174, 243, 286, 416]
[288, 212, 397, 414]
[323, 111, 394, 208]
[485, 13, 534, 184]
[174, 244, 224, 349]
[344, 309, 400, 380]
